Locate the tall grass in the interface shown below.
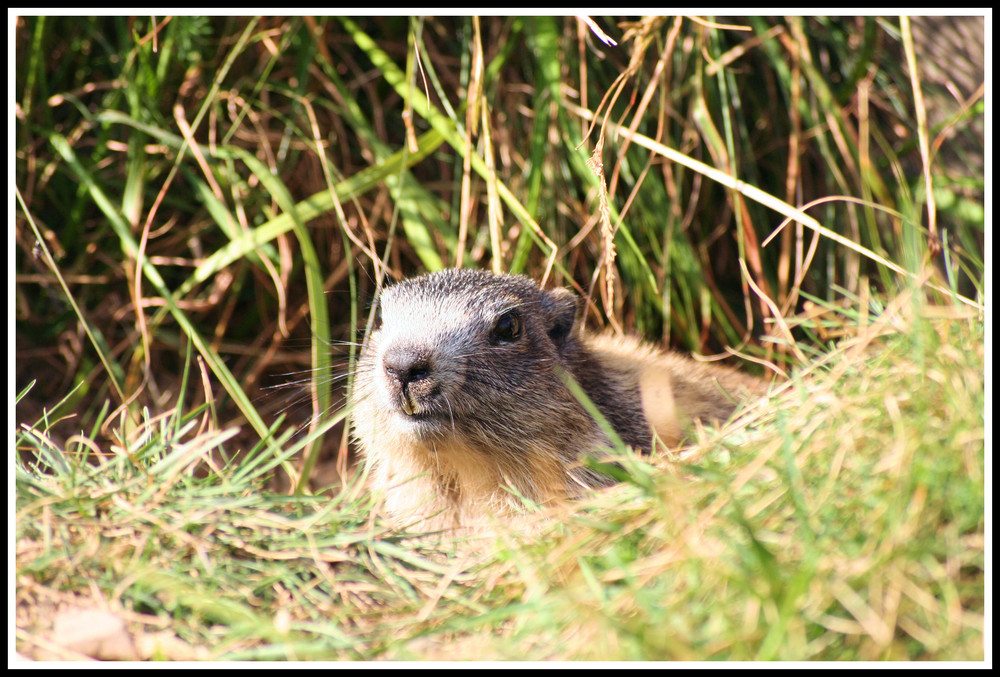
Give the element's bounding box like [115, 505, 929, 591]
[15, 15, 985, 661]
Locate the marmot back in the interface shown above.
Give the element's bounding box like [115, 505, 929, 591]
[350, 268, 766, 531]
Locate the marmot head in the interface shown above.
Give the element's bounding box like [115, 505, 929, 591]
[354, 268, 586, 450]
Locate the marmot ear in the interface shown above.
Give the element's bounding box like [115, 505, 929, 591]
[540, 287, 580, 345]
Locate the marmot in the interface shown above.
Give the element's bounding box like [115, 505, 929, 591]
[350, 268, 766, 531]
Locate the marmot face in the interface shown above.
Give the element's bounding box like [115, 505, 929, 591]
[356, 268, 581, 453]
[349, 267, 767, 530]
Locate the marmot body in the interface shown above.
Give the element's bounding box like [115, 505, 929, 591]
[350, 268, 765, 531]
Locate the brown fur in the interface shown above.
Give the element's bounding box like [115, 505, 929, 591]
[349, 268, 766, 531]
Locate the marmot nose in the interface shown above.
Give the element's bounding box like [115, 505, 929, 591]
[382, 344, 432, 390]
[381, 344, 437, 416]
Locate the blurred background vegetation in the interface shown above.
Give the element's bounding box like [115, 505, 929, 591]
[14, 14, 985, 484]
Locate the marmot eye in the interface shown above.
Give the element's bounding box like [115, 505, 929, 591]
[490, 310, 522, 343]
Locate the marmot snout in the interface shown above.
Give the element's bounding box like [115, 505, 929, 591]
[350, 268, 766, 531]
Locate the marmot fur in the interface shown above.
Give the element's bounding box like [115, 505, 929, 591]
[350, 268, 766, 531]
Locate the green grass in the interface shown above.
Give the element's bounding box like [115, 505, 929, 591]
[15, 301, 985, 660]
[15, 15, 985, 661]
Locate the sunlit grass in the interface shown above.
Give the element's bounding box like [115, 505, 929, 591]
[15, 15, 984, 661]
